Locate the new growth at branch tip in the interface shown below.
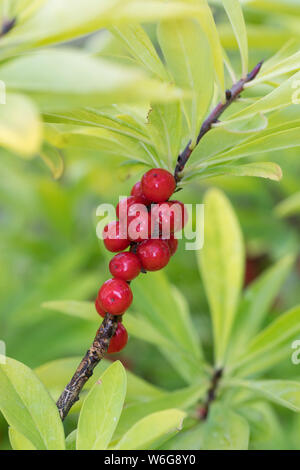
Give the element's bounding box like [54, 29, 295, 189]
[0, 17, 16, 37]
[174, 60, 264, 183]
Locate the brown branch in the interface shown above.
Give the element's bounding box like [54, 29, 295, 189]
[198, 368, 223, 420]
[174, 61, 264, 182]
[56, 313, 118, 420]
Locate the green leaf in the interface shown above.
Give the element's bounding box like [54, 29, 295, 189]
[231, 70, 300, 121]
[40, 143, 64, 179]
[192, 0, 224, 95]
[223, 162, 282, 181]
[0, 0, 206, 50]
[159, 423, 204, 450]
[42, 300, 96, 322]
[44, 108, 150, 143]
[222, 0, 248, 76]
[275, 192, 300, 217]
[77, 361, 127, 450]
[110, 23, 167, 80]
[252, 50, 300, 85]
[2, 0, 45, 21]
[112, 383, 207, 443]
[207, 126, 300, 165]
[147, 102, 182, 168]
[44, 124, 155, 165]
[237, 401, 281, 446]
[230, 380, 300, 412]
[188, 161, 282, 182]
[231, 306, 300, 376]
[188, 116, 265, 166]
[9, 427, 37, 451]
[113, 409, 186, 450]
[0, 93, 42, 157]
[65, 430, 77, 451]
[0, 357, 65, 450]
[202, 403, 249, 450]
[219, 113, 268, 134]
[158, 17, 214, 144]
[0, 49, 183, 112]
[228, 254, 295, 361]
[197, 189, 244, 366]
[129, 271, 204, 383]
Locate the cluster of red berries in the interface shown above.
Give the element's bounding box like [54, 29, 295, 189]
[95, 169, 188, 354]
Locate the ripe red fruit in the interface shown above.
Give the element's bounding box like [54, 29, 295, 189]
[166, 235, 178, 256]
[103, 221, 130, 253]
[151, 200, 188, 234]
[116, 196, 147, 220]
[127, 212, 152, 242]
[137, 239, 170, 271]
[95, 297, 106, 318]
[141, 169, 176, 203]
[109, 252, 141, 281]
[131, 181, 151, 205]
[107, 323, 128, 354]
[99, 278, 133, 315]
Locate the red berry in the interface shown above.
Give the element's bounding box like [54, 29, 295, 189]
[131, 181, 151, 205]
[151, 200, 188, 234]
[95, 297, 106, 318]
[166, 235, 178, 256]
[137, 239, 170, 271]
[107, 323, 128, 354]
[109, 252, 141, 281]
[99, 278, 133, 315]
[141, 169, 176, 203]
[116, 196, 147, 220]
[103, 221, 130, 253]
[127, 212, 152, 242]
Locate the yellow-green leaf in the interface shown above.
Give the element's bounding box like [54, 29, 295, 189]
[187, 0, 224, 95]
[275, 192, 300, 218]
[110, 23, 167, 80]
[202, 403, 249, 450]
[0, 49, 184, 112]
[198, 189, 244, 366]
[0, 0, 207, 50]
[40, 143, 64, 179]
[222, 0, 248, 76]
[113, 409, 186, 450]
[230, 380, 300, 412]
[224, 162, 282, 181]
[9, 427, 37, 451]
[147, 102, 182, 168]
[232, 305, 300, 376]
[77, 361, 127, 450]
[228, 254, 295, 361]
[0, 93, 42, 157]
[158, 18, 214, 145]
[0, 357, 65, 450]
